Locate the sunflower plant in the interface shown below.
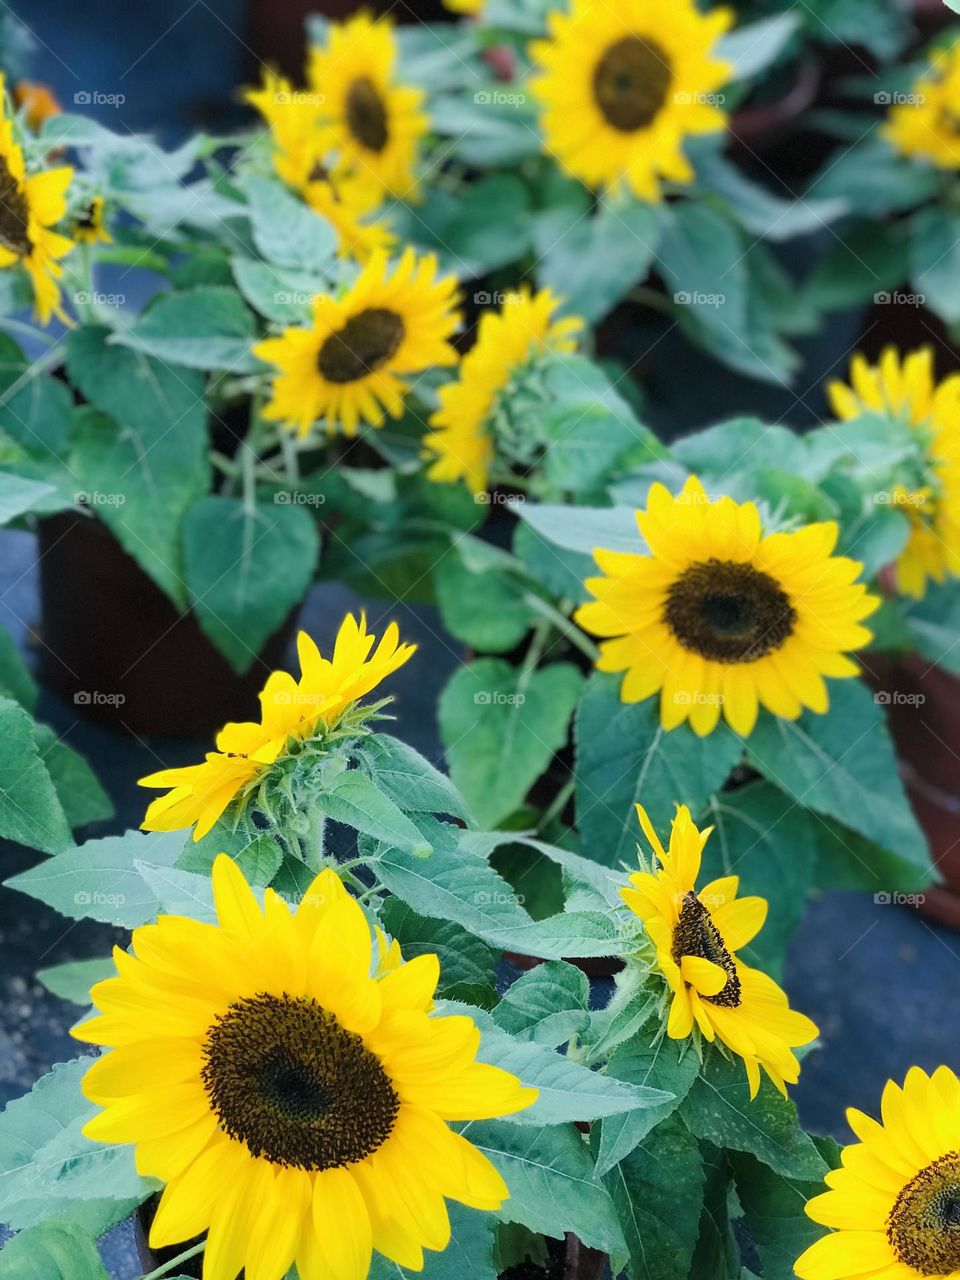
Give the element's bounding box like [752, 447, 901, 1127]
[0, 612, 835, 1280]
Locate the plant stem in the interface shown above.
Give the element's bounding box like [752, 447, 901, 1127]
[138, 1240, 206, 1280]
[523, 594, 599, 662]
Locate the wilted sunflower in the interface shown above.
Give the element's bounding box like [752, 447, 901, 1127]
[140, 613, 416, 840]
[76, 857, 536, 1280]
[886, 42, 960, 169]
[575, 474, 880, 737]
[0, 74, 74, 323]
[423, 287, 582, 496]
[529, 0, 732, 202]
[254, 247, 460, 437]
[795, 1065, 960, 1280]
[828, 347, 960, 599]
[247, 70, 394, 264]
[622, 803, 818, 1099]
[308, 13, 428, 200]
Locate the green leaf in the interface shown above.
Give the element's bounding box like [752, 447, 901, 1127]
[901, 578, 960, 676]
[0, 1221, 109, 1279]
[0, 373, 73, 462]
[362, 734, 470, 820]
[33, 727, 113, 830]
[535, 199, 661, 325]
[369, 1205, 496, 1280]
[731, 1152, 828, 1280]
[69, 403, 208, 609]
[575, 674, 743, 866]
[397, 175, 533, 275]
[0, 627, 37, 711]
[746, 681, 930, 869]
[231, 255, 322, 323]
[134, 860, 217, 922]
[463, 1120, 626, 1254]
[379, 897, 497, 1002]
[434, 550, 535, 654]
[681, 1051, 828, 1181]
[181, 494, 319, 674]
[700, 783, 816, 976]
[0, 472, 56, 524]
[690, 1148, 739, 1278]
[493, 961, 590, 1046]
[513, 521, 592, 604]
[5, 829, 187, 926]
[717, 13, 800, 78]
[439, 659, 583, 828]
[0, 696, 71, 854]
[601, 1115, 704, 1280]
[112, 286, 260, 372]
[244, 173, 338, 271]
[911, 205, 960, 326]
[518, 502, 640, 557]
[37, 958, 115, 1005]
[322, 772, 435, 854]
[596, 1034, 701, 1177]
[657, 203, 747, 335]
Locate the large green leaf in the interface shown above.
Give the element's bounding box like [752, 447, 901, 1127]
[909, 205, 960, 325]
[37, 958, 115, 1006]
[681, 1051, 827, 1181]
[463, 1120, 625, 1254]
[439, 659, 583, 828]
[434, 551, 536, 655]
[379, 898, 496, 1003]
[0, 473, 56, 524]
[0, 697, 71, 854]
[244, 173, 338, 272]
[181, 494, 318, 673]
[493, 961, 590, 1047]
[69, 403, 209, 609]
[370, 1205, 495, 1280]
[33, 727, 113, 831]
[732, 1152, 831, 1280]
[746, 681, 929, 870]
[0, 1221, 110, 1279]
[601, 1115, 704, 1280]
[0, 627, 37, 711]
[113, 286, 260, 372]
[362, 734, 470, 821]
[575, 674, 743, 866]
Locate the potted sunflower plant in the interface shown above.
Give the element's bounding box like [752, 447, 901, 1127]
[0, 605, 837, 1280]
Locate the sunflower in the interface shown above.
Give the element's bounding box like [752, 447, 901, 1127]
[254, 247, 460, 438]
[622, 803, 818, 1099]
[423, 288, 582, 497]
[574, 474, 880, 737]
[445, 0, 484, 13]
[307, 13, 429, 200]
[72, 196, 112, 246]
[0, 74, 74, 324]
[529, 0, 732, 202]
[886, 43, 960, 169]
[75, 856, 536, 1280]
[828, 347, 960, 599]
[795, 1066, 960, 1280]
[247, 70, 394, 264]
[140, 613, 416, 840]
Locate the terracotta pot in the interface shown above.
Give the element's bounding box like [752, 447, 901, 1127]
[861, 651, 960, 928]
[36, 511, 300, 738]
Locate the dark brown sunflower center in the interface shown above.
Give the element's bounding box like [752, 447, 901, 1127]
[346, 76, 389, 152]
[592, 36, 673, 132]
[888, 1151, 960, 1275]
[317, 307, 405, 384]
[0, 155, 31, 257]
[672, 891, 742, 1008]
[201, 992, 398, 1171]
[664, 559, 796, 664]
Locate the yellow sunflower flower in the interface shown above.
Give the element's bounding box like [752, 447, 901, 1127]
[828, 347, 960, 599]
[0, 74, 74, 324]
[529, 0, 732, 202]
[445, 0, 484, 13]
[575, 474, 880, 737]
[140, 613, 416, 840]
[72, 196, 112, 246]
[423, 287, 582, 497]
[254, 247, 460, 438]
[75, 856, 536, 1280]
[885, 42, 960, 169]
[247, 70, 394, 264]
[622, 803, 818, 1099]
[308, 13, 429, 200]
[795, 1065, 960, 1280]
